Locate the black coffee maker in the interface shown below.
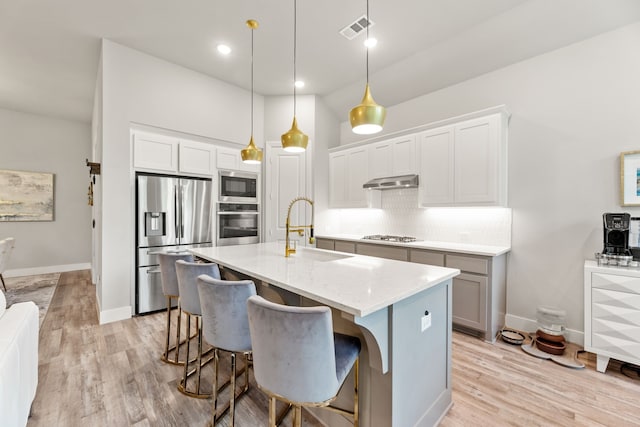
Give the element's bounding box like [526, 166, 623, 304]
[602, 213, 631, 256]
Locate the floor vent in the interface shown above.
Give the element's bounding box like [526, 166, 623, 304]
[339, 15, 374, 40]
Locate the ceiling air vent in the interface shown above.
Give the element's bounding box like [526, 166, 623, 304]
[339, 15, 374, 40]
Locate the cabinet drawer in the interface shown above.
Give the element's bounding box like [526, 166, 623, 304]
[592, 272, 640, 294]
[315, 238, 335, 251]
[356, 243, 408, 261]
[409, 249, 445, 267]
[592, 288, 640, 353]
[446, 254, 488, 275]
[335, 241, 356, 254]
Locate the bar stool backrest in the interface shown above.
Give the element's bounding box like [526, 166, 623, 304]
[175, 260, 221, 316]
[247, 295, 340, 403]
[158, 252, 194, 297]
[197, 275, 256, 353]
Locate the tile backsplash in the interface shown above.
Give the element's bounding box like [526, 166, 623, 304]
[320, 188, 512, 246]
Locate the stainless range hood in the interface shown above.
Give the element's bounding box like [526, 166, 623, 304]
[363, 174, 419, 190]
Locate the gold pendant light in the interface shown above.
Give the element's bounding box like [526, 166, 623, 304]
[281, 0, 309, 152]
[349, 0, 386, 135]
[241, 19, 263, 164]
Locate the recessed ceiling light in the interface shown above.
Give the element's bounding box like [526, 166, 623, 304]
[294, 80, 305, 88]
[364, 37, 377, 48]
[217, 44, 231, 55]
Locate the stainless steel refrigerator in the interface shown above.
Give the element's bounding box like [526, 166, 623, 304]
[135, 173, 212, 314]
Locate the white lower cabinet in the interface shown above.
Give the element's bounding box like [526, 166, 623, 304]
[584, 261, 640, 373]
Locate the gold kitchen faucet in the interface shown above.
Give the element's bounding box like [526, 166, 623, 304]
[285, 197, 314, 257]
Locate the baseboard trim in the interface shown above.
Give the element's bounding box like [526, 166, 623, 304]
[5, 263, 92, 278]
[505, 313, 584, 347]
[99, 305, 132, 325]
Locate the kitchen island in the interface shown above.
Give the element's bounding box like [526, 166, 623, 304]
[191, 242, 460, 427]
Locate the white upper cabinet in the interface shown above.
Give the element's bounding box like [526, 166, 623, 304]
[179, 139, 215, 176]
[216, 146, 261, 173]
[133, 133, 179, 173]
[329, 146, 375, 208]
[418, 112, 507, 207]
[419, 126, 455, 205]
[133, 132, 215, 176]
[369, 135, 417, 179]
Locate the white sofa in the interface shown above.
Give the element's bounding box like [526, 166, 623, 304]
[0, 289, 39, 427]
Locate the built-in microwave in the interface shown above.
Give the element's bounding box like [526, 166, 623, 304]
[219, 170, 258, 203]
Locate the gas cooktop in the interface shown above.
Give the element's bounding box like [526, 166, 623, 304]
[362, 234, 420, 243]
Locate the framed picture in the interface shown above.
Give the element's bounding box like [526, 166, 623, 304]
[620, 151, 640, 206]
[0, 169, 54, 221]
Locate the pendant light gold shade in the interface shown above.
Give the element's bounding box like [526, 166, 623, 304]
[350, 83, 386, 135]
[281, 116, 308, 153]
[280, 0, 308, 153]
[350, 0, 385, 135]
[241, 136, 263, 164]
[241, 19, 264, 164]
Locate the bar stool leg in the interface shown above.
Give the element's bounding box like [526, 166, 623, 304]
[293, 405, 302, 427]
[174, 305, 183, 364]
[211, 349, 220, 427]
[230, 352, 236, 426]
[182, 314, 192, 392]
[354, 357, 359, 427]
[163, 296, 172, 361]
[195, 316, 203, 395]
[269, 397, 277, 427]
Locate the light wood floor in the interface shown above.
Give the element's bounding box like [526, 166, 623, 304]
[28, 270, 640, 426]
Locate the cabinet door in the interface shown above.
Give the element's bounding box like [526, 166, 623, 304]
[133, 133, 178, 173]
[454, 115, 499, 204]
[369, 141, 393, 179]
[391, 135, 416, 176]
[329, 152, 347, 208]
[179, 140, 214, 176]
[418, 126, 454, 206]
[452, 273, 488, 332]
[347, 147, 369, 206]
[217, 146, 260, 173]
[369, 135, 416, 179]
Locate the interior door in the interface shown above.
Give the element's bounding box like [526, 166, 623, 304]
[265, 141, 309, 245]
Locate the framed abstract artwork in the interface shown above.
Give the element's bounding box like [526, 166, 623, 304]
[0, 169, 54, 221]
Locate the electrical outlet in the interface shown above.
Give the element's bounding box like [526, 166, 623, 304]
[421, 311, 431, 332]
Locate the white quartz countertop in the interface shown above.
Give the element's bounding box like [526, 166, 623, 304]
[316, 234, 511, 257]
[190, 242, 460, 318]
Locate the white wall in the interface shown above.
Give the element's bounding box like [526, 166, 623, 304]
[334, 22, 640, 338]
[0, 108, 91, 275]
[97, 39, 264, 322]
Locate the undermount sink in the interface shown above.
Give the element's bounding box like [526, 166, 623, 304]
[302, 250, 353, 262]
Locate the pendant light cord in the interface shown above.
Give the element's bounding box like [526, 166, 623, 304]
[366, 0, 370, 84]
[293, 0, 297, 117]
[251, 25, 254, 138]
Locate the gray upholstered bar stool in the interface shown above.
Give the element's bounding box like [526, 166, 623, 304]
[197, 275, 256, 427]
[158, 252, 194, 365]
[247, 295, 361, 427]
[175, 259, 221, 398]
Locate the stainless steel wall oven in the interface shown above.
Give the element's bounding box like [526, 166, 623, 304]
[217, 202, 260, 246]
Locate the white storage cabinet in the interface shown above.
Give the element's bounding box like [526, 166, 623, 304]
[584, 261, 640, 373]
[133, 132, 215, 176]
[418, 112, 508, 207]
